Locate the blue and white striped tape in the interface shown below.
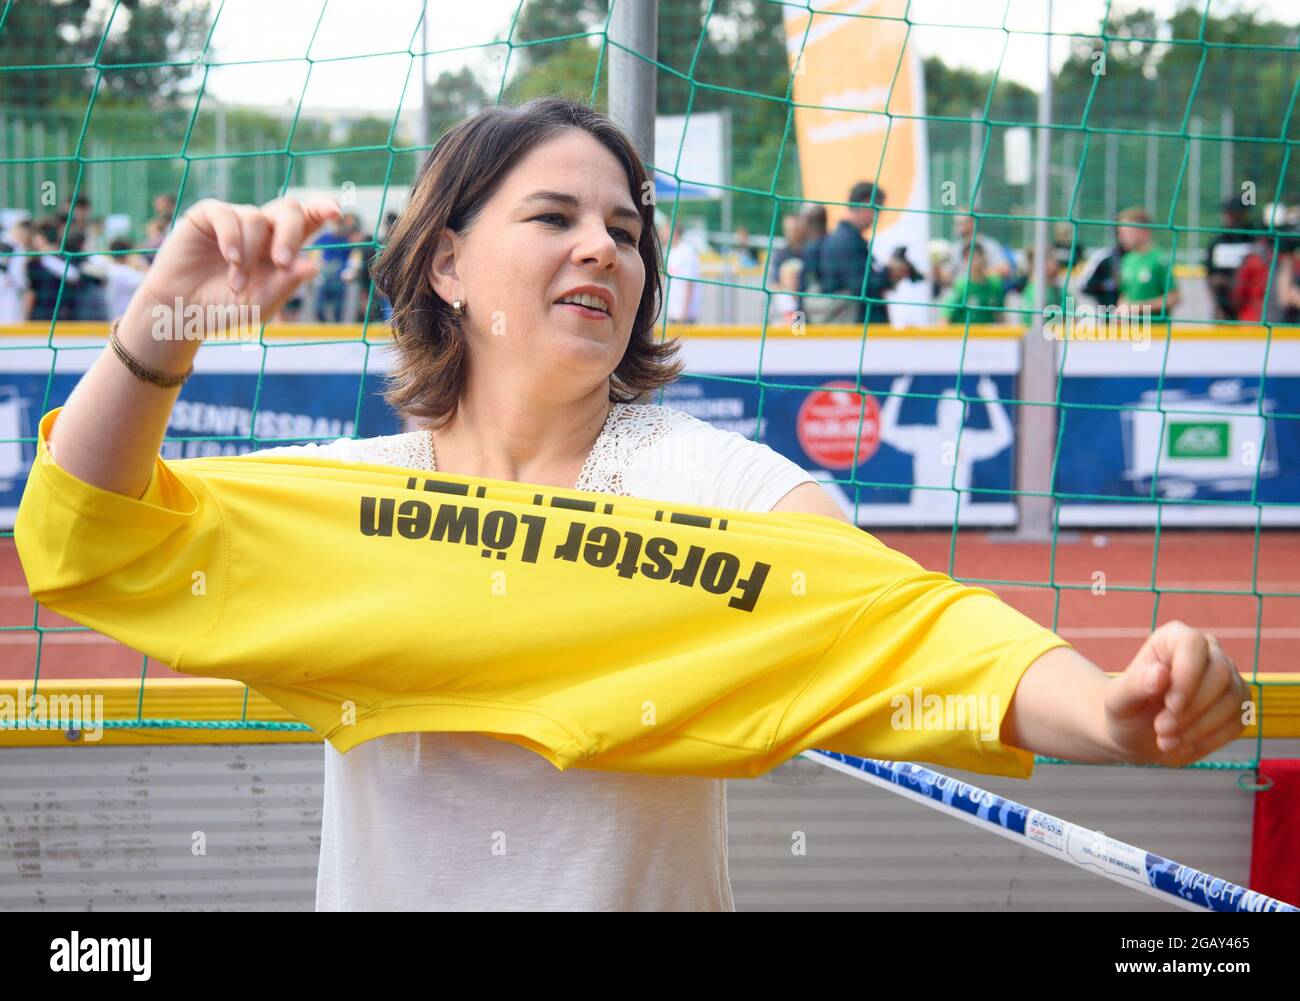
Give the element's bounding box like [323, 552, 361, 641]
[800, 750, 1299, 913]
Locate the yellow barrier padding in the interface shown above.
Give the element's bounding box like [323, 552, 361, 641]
[1, 675, 1296, 747]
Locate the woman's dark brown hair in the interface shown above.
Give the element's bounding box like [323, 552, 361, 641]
[372, 96, 683, 427]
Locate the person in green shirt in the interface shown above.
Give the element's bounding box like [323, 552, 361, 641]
[943, 244, 1005, 324]
[1117, 207, 1180, 318]
[1021, 246, 1065, 313]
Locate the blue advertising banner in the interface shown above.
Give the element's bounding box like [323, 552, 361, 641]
[670, 332, 1300, 526]
[5, 329, 1297, 530]
[672, 371, 1300, 527]
[1056, 375, 1300, 525]
[0, 365, 399, 527]
[1053, 336, 1300, 525]
[658, 374, 1019, 526]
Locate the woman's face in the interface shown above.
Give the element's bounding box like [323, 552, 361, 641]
[431, 128, 646, 387]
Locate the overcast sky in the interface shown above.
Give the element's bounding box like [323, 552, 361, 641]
[197, 0, 1296, 113]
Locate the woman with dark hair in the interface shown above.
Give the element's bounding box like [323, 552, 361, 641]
[32, 97, 1251, 912]
[369, 98, 688, 429]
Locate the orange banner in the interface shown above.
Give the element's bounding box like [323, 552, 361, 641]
[783, 0, 930, 259]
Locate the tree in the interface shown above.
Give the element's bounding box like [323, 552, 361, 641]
[505, 0, 799, 234]
[1051, 4, 1299, 238]
[426, 66, 493, 140]
[922, 57, 1036, 122]
[0, 0, 213, 111]
[511, 0, 609, 74]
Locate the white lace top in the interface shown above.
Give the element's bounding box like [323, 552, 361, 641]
[251, 401, 815, 911]
[348, 402, 696, 497]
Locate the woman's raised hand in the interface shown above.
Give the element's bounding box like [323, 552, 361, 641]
[135, 196, 343, 324]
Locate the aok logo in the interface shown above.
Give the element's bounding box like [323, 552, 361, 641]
[1167, 421, 1229, 459]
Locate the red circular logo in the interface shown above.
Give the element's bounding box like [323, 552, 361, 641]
[796, 381, 880, 469]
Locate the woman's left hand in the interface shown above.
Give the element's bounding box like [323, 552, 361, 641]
[1103, 621, 1252, 766]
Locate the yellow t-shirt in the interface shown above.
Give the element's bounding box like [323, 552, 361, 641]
[15, 405, 1071, 779]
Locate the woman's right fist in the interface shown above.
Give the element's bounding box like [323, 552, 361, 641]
[135, 196, 343, 325]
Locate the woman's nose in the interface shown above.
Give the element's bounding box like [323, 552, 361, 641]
[572, 223, 618, 267]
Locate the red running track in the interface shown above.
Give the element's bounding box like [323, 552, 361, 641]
[0, 531, 1295, 681]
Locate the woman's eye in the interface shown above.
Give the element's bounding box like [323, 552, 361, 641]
[535, 214, 637, 245]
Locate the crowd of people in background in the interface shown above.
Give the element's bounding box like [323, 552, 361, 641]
[0, 193, 399, 325]
[756, 184, 1300, 329]
[3, 185, 1299, 329]
[0, 196, 153, 324]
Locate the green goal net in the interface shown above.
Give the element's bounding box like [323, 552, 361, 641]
[0, 0, 1295, 779]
